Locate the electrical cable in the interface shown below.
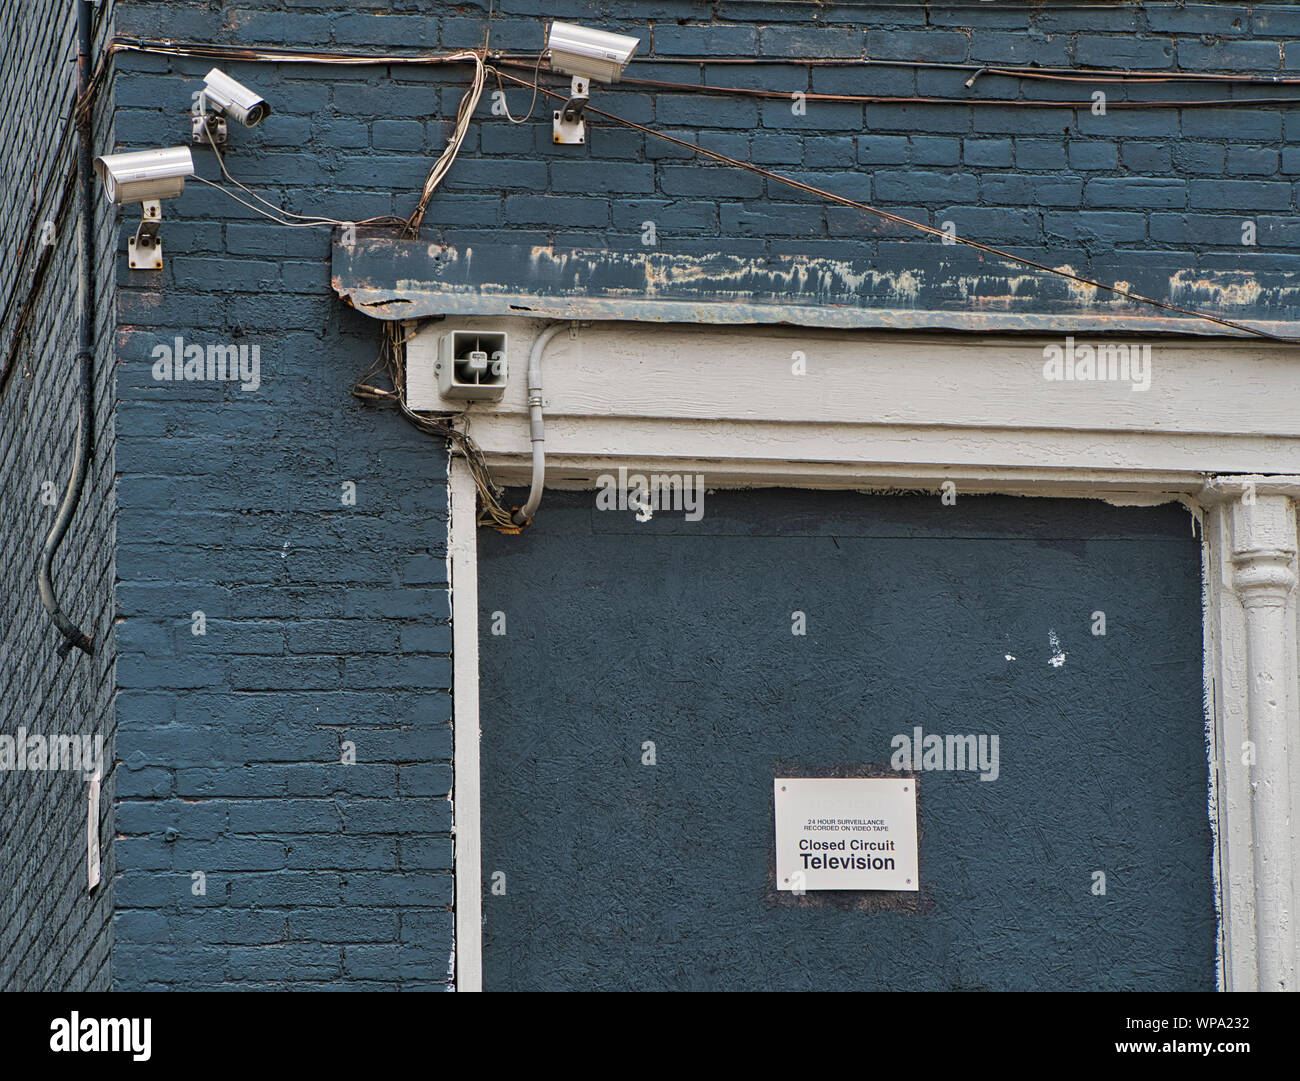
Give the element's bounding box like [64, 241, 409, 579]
[199, 119, 395, 226]
[404, 50, 485, 235]
[608, 75, 1300, 110]
[166, 46, 509, 524]
[489, 65, 1300, 346]
[39, 0, 98, 658]
[54, 35, 1300, 529]
[352, 321, 520, 531]
[191, 175, 402, 228]
[107, 37, 1300, 87]
[491, 48, 545, 124]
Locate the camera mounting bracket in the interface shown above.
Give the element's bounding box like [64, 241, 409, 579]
[128, 200, 163, 271]
[553, 76, 591, 145]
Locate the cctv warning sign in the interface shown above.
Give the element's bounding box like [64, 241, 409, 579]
[774, 777, 919, 892]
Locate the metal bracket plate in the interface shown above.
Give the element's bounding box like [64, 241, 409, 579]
[552, 76, 590, 145]
[191, 112, 228, 148]
[128, 200, 163, 271]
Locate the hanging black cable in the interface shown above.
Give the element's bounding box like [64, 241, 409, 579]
[39, 0, 96, 657]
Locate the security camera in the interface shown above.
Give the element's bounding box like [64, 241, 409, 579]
[546, 22, 640, 84]
[94, 146, 195, 206]
[192, 68, 270, 146]
[545, 22, 640, 146]
[201, 68, 271, 128]
[93, 146, 194, 271]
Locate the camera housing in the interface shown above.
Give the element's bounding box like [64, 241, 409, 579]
[201, 68, 271, 128]
[93, 146, 195, 206]
[546, 22, 640, 84]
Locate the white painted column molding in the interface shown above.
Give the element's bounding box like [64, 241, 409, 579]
[449, 458, 484, 992]
[1202, 476, 1300, 991]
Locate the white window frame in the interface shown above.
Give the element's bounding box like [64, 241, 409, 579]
[449, 317, 1300, 992]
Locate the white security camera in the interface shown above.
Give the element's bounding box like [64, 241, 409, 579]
[545, 22, 640, 146]
[93, 146, 195, 271]
[94, 146, 195, 205]
[546, 22, 640, 84]
[201, 68, 271, 128]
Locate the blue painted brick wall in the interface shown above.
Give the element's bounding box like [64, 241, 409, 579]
[1, 0, 117, 991]
[10, 0, 1300, 989]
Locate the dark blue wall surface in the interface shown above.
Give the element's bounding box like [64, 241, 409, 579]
[1, 0, 118, 992]
[478, 489, 1214, 990]
[109, 6, 457, 992]
[124, 1, 1300, 332]
[9, 0, 1277, 989]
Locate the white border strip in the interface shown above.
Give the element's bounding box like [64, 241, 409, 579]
[450, 457, 483, 992]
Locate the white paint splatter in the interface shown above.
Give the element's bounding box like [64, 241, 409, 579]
[1048, 629, 1067, 668]
[1004, 653, 1016, 662]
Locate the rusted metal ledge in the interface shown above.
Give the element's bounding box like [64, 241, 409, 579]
[331, 229, 1300, 338]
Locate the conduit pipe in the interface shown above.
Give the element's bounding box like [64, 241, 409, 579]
[511, 322, 567, 525]
[40, 0, 97, 657]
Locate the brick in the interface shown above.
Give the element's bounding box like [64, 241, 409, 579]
[1015, 139, 1067, 171]
[867, 29, 968, 64]
[855, 136, 909, 166]
[1148, 4, 1250, 35]
[1188, 179, 1291, 211]
[875, 170, 978, 204]
[758, 26, 863, 58]
[1069, 141, 1119, 171]
[1174, 142, 1227, 175]
[720, 203, 826, 236]
[869, 103, 970, 135]
[1226, 147, 1280, 176]
[805, 135, 858, 168]
[1255, 5, 1300, 36]
[371, 120, 425, 152]
[909, 136, 962, 167]
[1178, 40, 1281, 72]
[1180, 109, 1282, 142]
[1150, 214, 1257, 245]
[1084, 177, 1187, 209]
[652, 25, 759, 57]
[656, 95, 759, 130]
[551, 161, 656, 194]
[964, 139, 1015, 168]
[659, 164, 764, 198]
[1075, 35, 1174, 69]
[503, 194, 610, 228]
[1044, 211, 1148, 247]
[935, 206, 1041, 243]
[750, 132, 802, 164]
[1121, 143, 1173, 174]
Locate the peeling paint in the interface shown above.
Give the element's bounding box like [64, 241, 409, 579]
[1169, 270, 1268, 309]
[1060, 265, 1099, 306]
[1048, 629, 1067, 668]
[332, 231, 1300, 336]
